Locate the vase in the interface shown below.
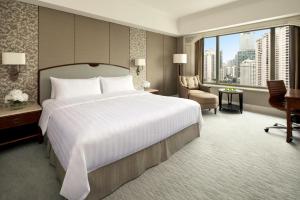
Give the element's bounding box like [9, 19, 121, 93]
[8, 101, 27, 110]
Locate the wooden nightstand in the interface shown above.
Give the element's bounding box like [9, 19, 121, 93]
[144, 88, 159, 94]
[0, 103, 42, 148]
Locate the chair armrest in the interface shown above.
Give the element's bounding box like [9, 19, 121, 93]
[199, 85, 211, 93]
[179, 85, 190, 99]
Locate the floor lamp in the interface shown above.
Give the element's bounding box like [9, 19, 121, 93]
[173, 54, 187, 76]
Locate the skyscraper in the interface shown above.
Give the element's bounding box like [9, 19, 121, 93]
[275, 26, 290, 87]
[240, 32, 255, 50]
[240, 59, 256, 86]
[256, 33, 270, 87]
[203, 50, 216, 82]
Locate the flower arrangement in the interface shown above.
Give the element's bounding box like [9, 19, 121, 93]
[225, 87, 236, 92]
[4, 89, 29, 109]
[143, 80, 151, 89]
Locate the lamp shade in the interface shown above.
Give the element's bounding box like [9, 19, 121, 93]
[173, 54, 187, 64]
[134, 58, 146, 66]
[2, 52, 26, 65]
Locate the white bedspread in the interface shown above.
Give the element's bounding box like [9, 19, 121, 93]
[39, 91, 202, 200]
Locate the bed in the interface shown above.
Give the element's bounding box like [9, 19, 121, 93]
[38, 63, 203, 200]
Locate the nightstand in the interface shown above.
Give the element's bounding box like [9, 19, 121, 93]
[144, 88, 159, 94]
[0, 103, 42, 148]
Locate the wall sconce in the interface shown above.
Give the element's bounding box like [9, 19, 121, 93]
[173, 54, 187, 76]
[2, 52, 26, 81]
[134, 58, 146, 75]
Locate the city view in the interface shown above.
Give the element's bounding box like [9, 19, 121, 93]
[203, 26, 290, 87]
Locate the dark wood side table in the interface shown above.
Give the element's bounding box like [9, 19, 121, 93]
[0, 103, 42, 148]
[144, 88, 159, 94]
[219, 88, 243, 114]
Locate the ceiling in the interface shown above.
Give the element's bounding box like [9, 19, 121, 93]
[19, 0, 300, 36]
[129, 0, 240, 18]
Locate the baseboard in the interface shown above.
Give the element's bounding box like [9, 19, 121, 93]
[233, 101, 285, 118]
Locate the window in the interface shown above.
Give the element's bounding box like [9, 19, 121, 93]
[203, 26, 291, 88]
[203, 37, 217, 83]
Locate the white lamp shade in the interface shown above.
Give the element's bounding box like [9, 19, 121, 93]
[173, 54, 187, 64]
[135, 58, 146, 66]
[2, 52, 26, 65]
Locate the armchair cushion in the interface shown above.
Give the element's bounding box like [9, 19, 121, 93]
[179, 75, 201, 89]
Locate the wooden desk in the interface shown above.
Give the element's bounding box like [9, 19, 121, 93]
[285, 89, 300, 142]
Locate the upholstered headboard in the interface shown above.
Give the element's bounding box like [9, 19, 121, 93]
[38, 63, 130, 104]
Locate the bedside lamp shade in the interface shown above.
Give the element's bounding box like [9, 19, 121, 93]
[2, 52, 26, 65]
[134, 58, 146, 66]
[173, 54, 187, 64]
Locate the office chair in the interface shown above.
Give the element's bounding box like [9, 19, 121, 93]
[264, 80, 300, 132]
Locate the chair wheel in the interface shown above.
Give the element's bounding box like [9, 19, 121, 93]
[264, 128, 269, 133]
[274, 123, 278, 126]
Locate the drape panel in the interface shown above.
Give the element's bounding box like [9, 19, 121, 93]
[290, 26, 300, 89]
[194, 39, 204, 83]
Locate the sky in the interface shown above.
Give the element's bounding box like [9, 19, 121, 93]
[204, 29, 270, 63]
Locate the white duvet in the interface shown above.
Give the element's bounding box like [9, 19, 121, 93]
[39, 90, 202, 200]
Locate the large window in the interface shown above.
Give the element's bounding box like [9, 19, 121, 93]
[203, 26, 291, 88]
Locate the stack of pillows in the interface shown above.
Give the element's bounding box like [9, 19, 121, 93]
[50, 75, 135, 100]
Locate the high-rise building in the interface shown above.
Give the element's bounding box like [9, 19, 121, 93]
[256, 33, 270, 87]
[275, 26, 290, 87]
[240, 32, 255, 50]
[240, 59, 256, 86]
[203, 50, 216, 82]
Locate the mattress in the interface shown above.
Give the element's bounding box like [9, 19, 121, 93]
[39, 90, 202, 200]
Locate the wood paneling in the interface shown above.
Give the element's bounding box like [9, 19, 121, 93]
[109, 23, 130, 68]
[75, 16, 109, 63]
[147, 32, 164, 94]
[163, 36, 177, 95]
[39, 7, 74, 69]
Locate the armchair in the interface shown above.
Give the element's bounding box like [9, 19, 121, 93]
[179, 75, 218, 114]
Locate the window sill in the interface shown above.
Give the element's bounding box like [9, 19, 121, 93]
[203, 84, 269, 93]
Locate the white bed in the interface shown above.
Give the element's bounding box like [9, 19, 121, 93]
[39, 90, 202, 200]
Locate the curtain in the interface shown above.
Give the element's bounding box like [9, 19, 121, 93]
[290, 26, 300, 89]
[194, 39, 204, 83]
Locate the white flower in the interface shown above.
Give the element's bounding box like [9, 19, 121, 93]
[4, 89, 29, 103]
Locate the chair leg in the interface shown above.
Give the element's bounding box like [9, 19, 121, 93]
[214, 108, 217, 114]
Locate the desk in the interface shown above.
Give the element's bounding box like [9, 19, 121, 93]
[285, 89, 300, 142]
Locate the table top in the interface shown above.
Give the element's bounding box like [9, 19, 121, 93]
[285, 89, 300, 99]
[0, 102, 42, 118]
[144, 88, 159, 93]
[219, 88, 243, 94]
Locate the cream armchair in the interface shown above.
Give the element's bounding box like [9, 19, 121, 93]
[179, 75, 218, 114]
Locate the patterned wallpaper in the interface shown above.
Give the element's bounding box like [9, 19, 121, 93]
[0, 0, 38, 103]
[129, 28, 147, 89]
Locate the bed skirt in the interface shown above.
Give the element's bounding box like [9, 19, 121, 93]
[47, 123, 200, 200]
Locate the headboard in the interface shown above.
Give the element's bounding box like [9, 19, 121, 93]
[38, 63, 130, 104]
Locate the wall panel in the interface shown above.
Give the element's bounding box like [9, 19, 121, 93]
[146, 32, 164, 93]
[75, 16, 109, 63]
[163, 36, 177, 95]
[39, 7, 74, 69]
[110, 23, 130, 68]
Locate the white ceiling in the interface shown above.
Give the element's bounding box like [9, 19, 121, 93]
[19, 0, 300, 36]
[129, 0, 239, 18]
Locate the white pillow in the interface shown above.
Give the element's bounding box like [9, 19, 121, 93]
[50, 77, 101, 100]
[100, 75, 135, 94]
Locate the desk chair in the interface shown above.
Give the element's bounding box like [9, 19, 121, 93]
[264, 80, 300, 132]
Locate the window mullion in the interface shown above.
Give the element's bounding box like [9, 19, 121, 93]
[216, 36, 219, 84]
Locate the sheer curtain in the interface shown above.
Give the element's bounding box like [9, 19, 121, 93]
[194, 38, 204, 82]
[290, 26, 300, 89]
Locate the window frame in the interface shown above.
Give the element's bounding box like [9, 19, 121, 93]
[202, 26, 291, 89]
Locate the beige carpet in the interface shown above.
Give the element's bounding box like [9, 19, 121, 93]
[1, 111, 300, 200]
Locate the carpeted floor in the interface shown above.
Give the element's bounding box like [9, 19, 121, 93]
[0, 111, 300, 200]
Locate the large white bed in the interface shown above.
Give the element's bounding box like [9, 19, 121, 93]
[38, 64, 203, 200]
